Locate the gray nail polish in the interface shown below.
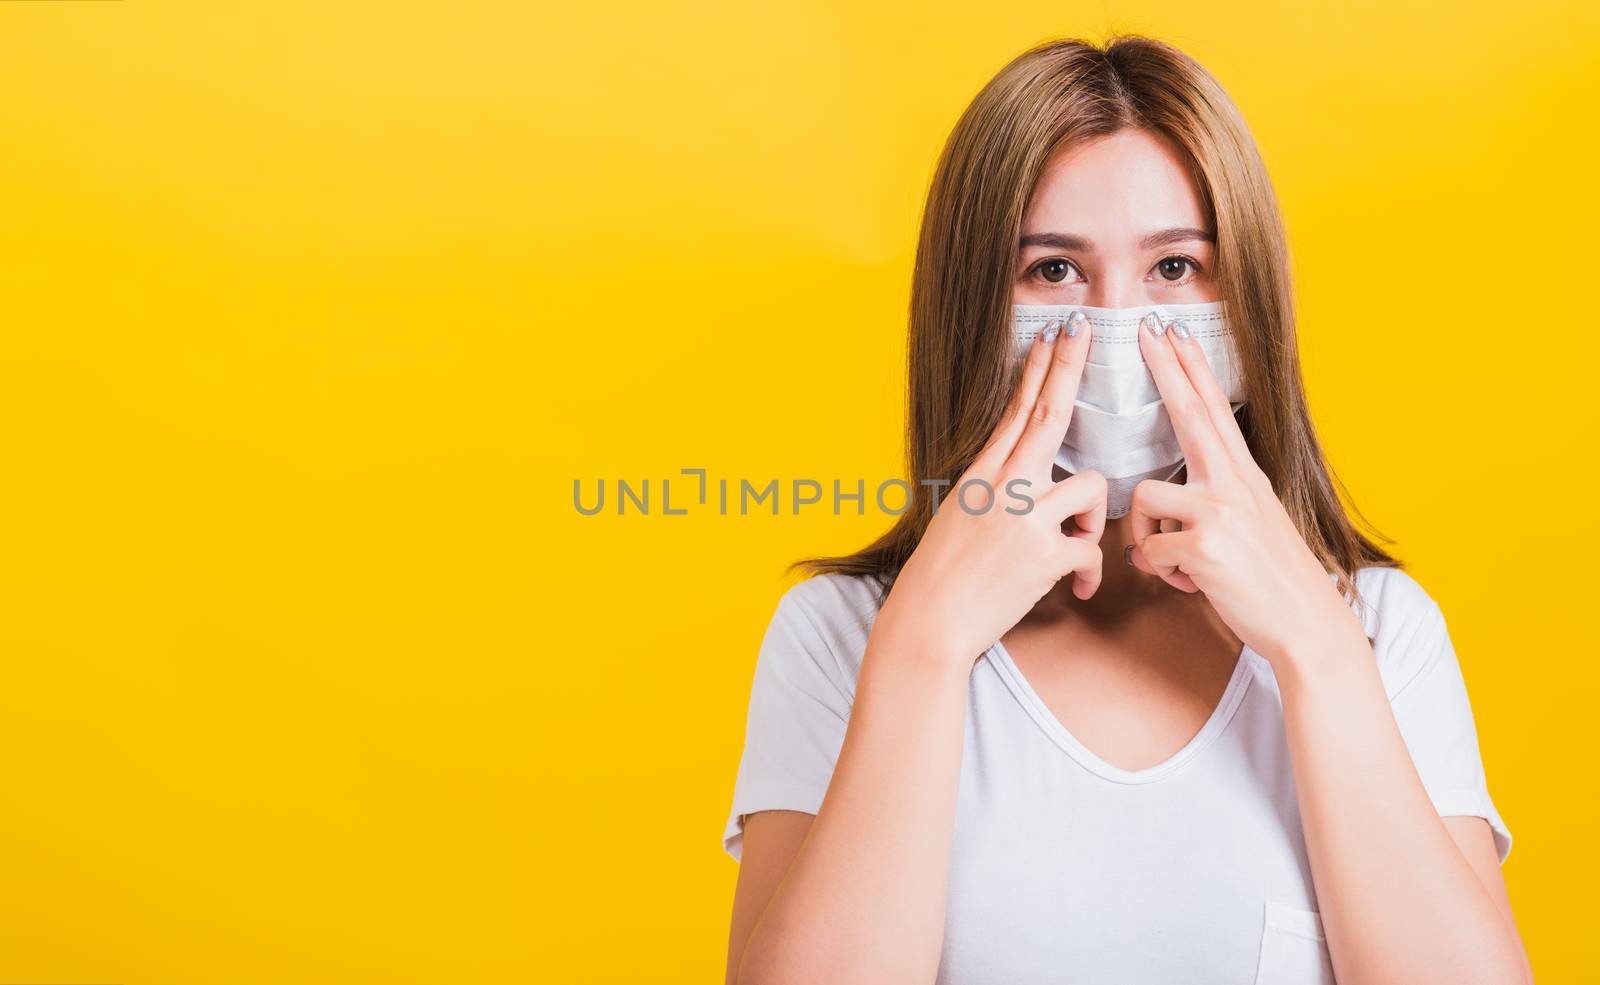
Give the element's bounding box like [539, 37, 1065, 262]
[1143, 312, 1165, 336]
[1066, 310, 1087, 337]
[1170, 319, 1190, 339]
[1041, 320, 1061, 344]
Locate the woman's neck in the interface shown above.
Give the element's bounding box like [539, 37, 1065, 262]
[1032, 513, 1207, 627]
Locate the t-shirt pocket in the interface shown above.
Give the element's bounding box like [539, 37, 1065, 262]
[1253, 900, 1336, 984]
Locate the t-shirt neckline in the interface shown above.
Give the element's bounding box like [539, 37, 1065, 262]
[984, 637, 1255, 786]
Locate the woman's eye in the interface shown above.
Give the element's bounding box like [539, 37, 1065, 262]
[1154, 255, 1201, 282]
[1026, 256, 1202, 287]
[1031, 258, 1081, 285]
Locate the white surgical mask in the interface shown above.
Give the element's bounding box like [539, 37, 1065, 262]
[1011, 300, 1247, 519]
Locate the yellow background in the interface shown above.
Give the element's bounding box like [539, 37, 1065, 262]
[0, 1, 1593, 982]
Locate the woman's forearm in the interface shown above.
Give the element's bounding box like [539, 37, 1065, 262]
[1276, 628, 1529, 985]
[736, 622, 971, 985]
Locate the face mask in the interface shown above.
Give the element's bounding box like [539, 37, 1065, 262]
[1011, 300, 1247, 519]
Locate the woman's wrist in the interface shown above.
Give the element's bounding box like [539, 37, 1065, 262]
[1268, 608, 1373, 690]
[867, 604, 979, 679]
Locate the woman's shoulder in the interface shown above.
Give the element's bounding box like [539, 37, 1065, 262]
[772, 571, 887, 652]
[761, 572, 886, 696]
[1347, 563, 1441, 627]
[1345, 564, 1457, 695]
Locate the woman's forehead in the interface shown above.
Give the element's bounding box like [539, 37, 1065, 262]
[1024, 131, 1209, 240]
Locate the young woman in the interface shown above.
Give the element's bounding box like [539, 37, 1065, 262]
[722, 35, 1529, 985]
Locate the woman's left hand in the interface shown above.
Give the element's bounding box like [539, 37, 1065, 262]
[1126, 311, 1365, 668]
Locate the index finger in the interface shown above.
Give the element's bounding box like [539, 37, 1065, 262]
[1164, 316, 1255, 471]
[1008, 310, 1091, 476]
[1137, 311, 1228, 483]
[969, 317, 1062, 477]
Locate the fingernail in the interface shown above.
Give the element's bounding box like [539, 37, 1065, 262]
[1066, 311, 1087, 337]
[1123, 543, 1135, 566]
[1142, 311, 1165, 337]
[1169, 319, 1190, 339]
[1041, 319, 1061, 344]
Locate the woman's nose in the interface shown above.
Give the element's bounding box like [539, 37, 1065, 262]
[1083, 275, 1152, 310]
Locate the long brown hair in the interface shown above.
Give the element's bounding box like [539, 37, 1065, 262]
[796, 34, 1400, 614]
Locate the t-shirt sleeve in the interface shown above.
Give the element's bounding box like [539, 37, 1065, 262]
[721, 581, 859, 862]
[1381, 592, 1513, 864]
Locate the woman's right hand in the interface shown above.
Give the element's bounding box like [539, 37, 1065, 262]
[875, 315, 1108, 667]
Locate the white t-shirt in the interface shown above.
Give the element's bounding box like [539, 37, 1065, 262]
[722, 565, 1511, 985]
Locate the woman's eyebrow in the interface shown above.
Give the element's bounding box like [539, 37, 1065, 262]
[1018, 227, 1217, 250]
